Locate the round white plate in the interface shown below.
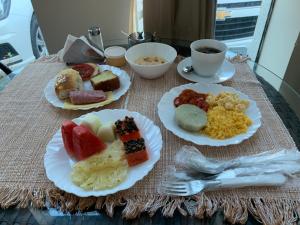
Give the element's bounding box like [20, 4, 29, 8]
[177, 57, 235, 84]
[44, 65, 131, 110]
[44, 109, 162, 197]
[158, 83, 261, 146]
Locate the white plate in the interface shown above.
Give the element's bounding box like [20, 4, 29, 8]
[157, 83, 261, 146]
[44, 65, 131, 110]
[44, 109, 162, 197]
[177, 57, 235, 84]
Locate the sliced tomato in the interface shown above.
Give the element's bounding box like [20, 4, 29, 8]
[173, 97, 182, 107]
[61, 120, 78, 159]
[126, 149, 149, 167]
[72, 125, 106, 161]
[120, 131, 141, 143]
[72, 64, 95, 81]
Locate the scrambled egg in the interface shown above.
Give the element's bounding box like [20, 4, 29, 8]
[201, 92, 252, 139]
[71, 140, 128, 190]
[202, 105, 252, 139]
[206, 92, 249, 112]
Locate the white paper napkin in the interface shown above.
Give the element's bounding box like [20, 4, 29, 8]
[58, 34, 105, 64]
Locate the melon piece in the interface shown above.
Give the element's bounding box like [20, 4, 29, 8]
[80, 114, 102, 135]
[97, 122, 116, 142]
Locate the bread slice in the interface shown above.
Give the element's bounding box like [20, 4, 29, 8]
[90, 70, 120, 92]
[55, 69, 83, 100]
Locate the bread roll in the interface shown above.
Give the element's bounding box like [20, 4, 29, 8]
[55, 69, 83, 100]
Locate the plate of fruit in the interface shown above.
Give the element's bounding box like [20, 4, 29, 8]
[44, 63, 131, 110]
[44, 109, 162, 197]
[158, 82, 261, 146]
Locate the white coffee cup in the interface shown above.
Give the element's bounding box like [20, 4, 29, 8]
[190, 39, 227, 77]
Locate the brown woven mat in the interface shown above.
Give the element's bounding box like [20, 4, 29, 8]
[0, 56, 298, 225]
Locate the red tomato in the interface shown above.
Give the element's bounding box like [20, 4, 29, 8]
[61, 120, 78, 159]
[126, 149, 149, 167]
[72, 125, 106, 161]
[174, 97, 182, 107]
[72, 64, 95, 81]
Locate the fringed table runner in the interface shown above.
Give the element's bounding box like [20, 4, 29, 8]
[0, 56, 297, 225]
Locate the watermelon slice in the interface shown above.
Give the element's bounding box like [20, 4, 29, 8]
[61, 120, 78, 158]
[126, 149, 149, 167]
[72, 125, 106, 161]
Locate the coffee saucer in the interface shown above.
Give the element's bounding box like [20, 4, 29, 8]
[177, 57, 235, 84]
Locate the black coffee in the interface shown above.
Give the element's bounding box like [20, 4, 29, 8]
[196, 47, 221, 54]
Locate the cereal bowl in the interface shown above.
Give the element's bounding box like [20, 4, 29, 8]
[125, 42, 177, 79]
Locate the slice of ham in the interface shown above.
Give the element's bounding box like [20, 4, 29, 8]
[69, 90, 106, 105]
[72, 63, 98, 81]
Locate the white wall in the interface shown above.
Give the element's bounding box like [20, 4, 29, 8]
[32, 0, 131, 54]
[258, 0, 300, 79]
[257, 0, 300, 118]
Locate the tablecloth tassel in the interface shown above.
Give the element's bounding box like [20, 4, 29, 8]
[46, 189, 64, 208]
[122, 195, 148, 219]
[0, 188, 23, 208]
[60, 193, 79, 212]
[161, 196, 187, 217]
[193, 194, 219, 219]
[31, 189, 46, 208]
[222, 197, 248, 224]
[78, 197, 97, 211]
[247, 198, 298, 225]
[95, 197, 105, 210]
[145, 195, 168, 217]
[17, 189, 32, 208]
[103, 195, 125, 217]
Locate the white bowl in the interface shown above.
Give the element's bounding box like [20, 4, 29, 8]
[125, 42, 177, 79]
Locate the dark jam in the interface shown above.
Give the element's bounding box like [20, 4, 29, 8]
[115, 116, 139, 136]
[124, 138, 145, 154]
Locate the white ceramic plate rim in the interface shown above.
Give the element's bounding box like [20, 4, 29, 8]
[44, 65, 131, 110]
[157, 83, 261, 146]
[44, 109, 162, 197]
[177, 57, 235, 84]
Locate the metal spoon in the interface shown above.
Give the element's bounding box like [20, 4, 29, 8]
[182, 65, 193, 73]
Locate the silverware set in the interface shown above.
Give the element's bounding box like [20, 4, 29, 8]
[161, 146, 300, 196]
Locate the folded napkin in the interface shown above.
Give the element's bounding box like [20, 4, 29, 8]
[58, 34, 105, 64]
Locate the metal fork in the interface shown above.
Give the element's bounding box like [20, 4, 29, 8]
[161, 174, 287, 196]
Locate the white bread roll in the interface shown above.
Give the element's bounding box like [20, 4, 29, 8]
[55, 69, 83, 100]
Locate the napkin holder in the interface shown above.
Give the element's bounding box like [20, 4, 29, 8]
[60, 35, 105, 65]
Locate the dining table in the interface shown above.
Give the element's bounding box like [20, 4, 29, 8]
[0, 44, 299, 225]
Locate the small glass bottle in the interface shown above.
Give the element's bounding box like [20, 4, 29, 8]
[88, 26, 104, 52]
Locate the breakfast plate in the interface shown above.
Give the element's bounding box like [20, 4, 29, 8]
[44, 109, 162, 197]
[157, 83, 261, 146]
[177, 57, 235, 84]
[44, 65, 131, 110]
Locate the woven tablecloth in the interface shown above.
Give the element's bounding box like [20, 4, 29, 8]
[0, 56, 298, 225]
